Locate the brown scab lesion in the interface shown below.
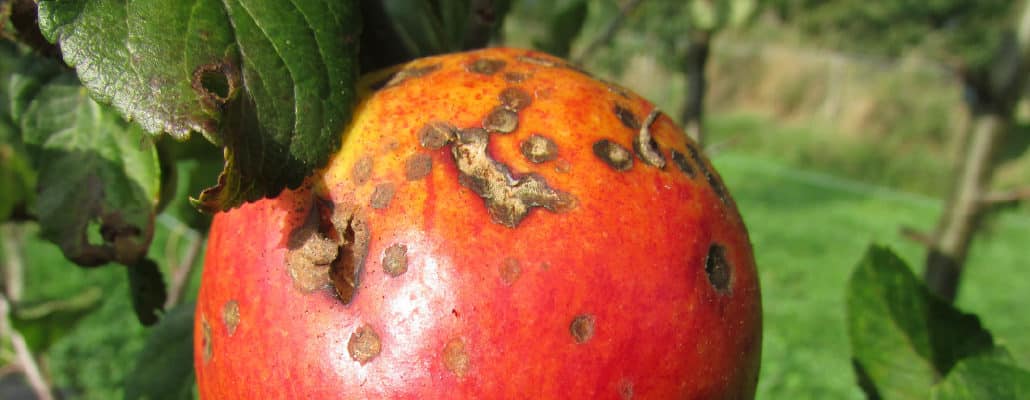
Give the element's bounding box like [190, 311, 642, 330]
[467, 58, 506, 75]
[516, 54, 562, 68]
[285, 199, 371, 305]
[570, 314, 596, 344]
[613, 104, 641, 130]
[370, 183, 396, 209]
[499, 87, 533, 111]
[419, 121, 456, 150]
[405, 153, 433, 180]
[380, 63, 441, 89]
[201, 315, 212, 362]
[705, 243, 732, 294]
[382, 243, 408, 277]
[686, 143, 731, 206]
[482, 107, 519, 134]
[443, 337, 471, 378]
[520, 134, 559, 164]
[222, 300, 240, 337]
[593, 139, 633, 172]
[347, 324, 382, 365]
[451, 128, 577, 228]
[632, 109, 666, 169]
[352, 155, 373, 185]
[503, 71, 528, 83]
[499, 258, 522, 286]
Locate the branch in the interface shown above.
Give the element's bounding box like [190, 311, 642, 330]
[979, 187, 1030, 206]
[900, 226, 936, 248]
[1, 224, 25, 302]
[572, 0, 645, 64]
[0, 294, 55, 400]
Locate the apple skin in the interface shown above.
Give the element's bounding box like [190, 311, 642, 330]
[195, 48, 761, 399]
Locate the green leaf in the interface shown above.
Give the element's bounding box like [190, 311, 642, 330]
[932, 355, 1030, 400]
[0, 117, 34, 221]
[37, 0, 361, 211]
[127, 258, 167, 326]
[19, 73, 161, 266]
[124, 302, 195, 400]
[532, 0, 589, 59]
[10, 287, 104, 354]
[847, 245, 996, 399]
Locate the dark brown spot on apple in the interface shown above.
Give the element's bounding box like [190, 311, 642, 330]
[504, 71, 528, 83]
[370, 183, 396, 209]
[520, 134, 558, 163]
[633, 110, 666, 168]
[686, 144, 730, 206]
[329, 206, 370, 304]
[467, 58, 505, 75]
[593, 139, 633, 172]
[499, 87, 532, 111]
[443, 337, 471, 378]
[482, 107, 518, 134]
[451, 128, 577, 228]
[705, 243, 731, 294]
[192, 61, 239, 107]
[405, 153, 433, 180]
[604, 80, 631, 99]
[222, 300, 240, 336]
[352, 155, 373, 185]
[286, 207, 338, 293]
[383, 63, 441, 88]
[670, 150, 696, 178]
[201, 316, 212, 362]
[570, 314, 596, 344]
[419, 121, 456, 150]
[614, 104, 641, 130]
[516, 54, 561, 68]
[382, 244, 408, 277]
[499, 258, 522, 285]
[348, 324, 382, 365]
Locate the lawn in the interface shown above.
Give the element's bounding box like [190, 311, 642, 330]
[6, 149, 1028, 399]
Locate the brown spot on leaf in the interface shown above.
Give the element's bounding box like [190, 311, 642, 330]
[705, 243, 732, 294]
[570, 314, 595, 344]
[222, 300, 240, 336]
[329, 206, 371, 304]
[593, 140, 633, 172]
[451, 128, 577, 228]
[348, 324, 382, 365]
[405, 153, 433, 181]
[482, 107, 519, 134]
[467, 58, 505, 75]
[499, 87, 532, 111]
[499, 258, 521, 285]
[419, 121, 456, 150]
[520, 134, 558, 163]
[443, 337, 471, 378]
[192, 61, 239, 108]
[632, 110, 666, 169]
[614, 104, 641, 130]
[382, 244, 408, 277]
[352, 155, 373, 185]
[370, 183, 396, 209]
[201, 315, 212, 362]
[670, 150, 696, 178]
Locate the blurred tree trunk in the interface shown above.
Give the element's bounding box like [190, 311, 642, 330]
[680, 29, 711, 146]
[924, 1, 1030, 302]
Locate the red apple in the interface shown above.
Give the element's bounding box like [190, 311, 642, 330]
[195, 48, 761, 399]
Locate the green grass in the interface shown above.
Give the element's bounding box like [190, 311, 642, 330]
[713, 152, 1030, 399]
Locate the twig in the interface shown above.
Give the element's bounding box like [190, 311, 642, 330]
[980, 187, 1030, 205]
[1, 223, 25, 302]
[164, 230, 202, 309]
[0, 294, 55, 400]
[573, 0, 645, 64]
[900, 226, 936, 248]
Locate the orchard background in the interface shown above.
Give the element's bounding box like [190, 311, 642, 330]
[1, 1, 1029, 399]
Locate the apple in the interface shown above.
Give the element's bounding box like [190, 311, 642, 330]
[195, 48, 761, 399]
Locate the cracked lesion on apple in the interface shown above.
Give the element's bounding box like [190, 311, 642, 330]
[284, 198, 370, 304]
[222, 300, 240, 336]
